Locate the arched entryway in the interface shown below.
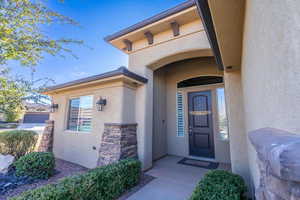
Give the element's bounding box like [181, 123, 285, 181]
[152, 57, 231, 164]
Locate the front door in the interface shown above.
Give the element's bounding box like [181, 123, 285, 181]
[188, 90, 215, 158]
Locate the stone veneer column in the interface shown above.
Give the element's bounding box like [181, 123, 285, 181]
[37, 120, 54, 152]
[249, 128, 300, 200]
[98, 123, 138, 166]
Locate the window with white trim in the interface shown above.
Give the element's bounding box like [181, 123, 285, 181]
[216, 88, 229, 140]
[176, 91, 185, 137]
[67, 95, 93, 132]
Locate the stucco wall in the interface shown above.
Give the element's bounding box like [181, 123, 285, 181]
[132, 20, 204, 53]
[121, 86, 136, 124]
[223, 71, 250, 185]
[158, 57, 230, 163]
[50, 82, 136, 168]
[128, 19, 212, 169]
[242, 0, 300, 191]
[153, 68, 167, 160]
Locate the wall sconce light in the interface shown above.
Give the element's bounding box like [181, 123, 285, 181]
[96, 97, 107, 111]
[50, 104, 59, 113]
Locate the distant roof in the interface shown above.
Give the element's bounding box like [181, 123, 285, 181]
[23, 102, 50, 112]
[104, 0, 196, 42]
[45, 67, 148, 92]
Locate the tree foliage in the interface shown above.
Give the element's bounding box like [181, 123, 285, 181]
[16, 70, 54, 104]
[0, 0, 82, 121]
[0, 69, 53, 122]
[0, 0, 82, 66]
[0, 74, 26, 121]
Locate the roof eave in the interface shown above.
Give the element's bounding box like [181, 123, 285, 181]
[195, 0, 224, 70]
[104, 0, 225, 70]
[104, 0, 196, 42]
[44, 67, 148, 94]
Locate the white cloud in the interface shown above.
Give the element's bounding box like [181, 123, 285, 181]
[71, 71, 89, 77]
[70, 66, 90, 78]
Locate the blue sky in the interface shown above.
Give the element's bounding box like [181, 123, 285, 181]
[10, 0, 186, 85]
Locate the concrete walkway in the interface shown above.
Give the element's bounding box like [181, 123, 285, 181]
[127, 156, 230, 200]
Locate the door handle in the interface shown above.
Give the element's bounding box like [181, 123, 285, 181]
[188, 127, 192, 135]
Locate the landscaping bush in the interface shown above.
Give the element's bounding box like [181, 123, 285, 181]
[11, 159, 141, 200]
[190, 170, 247, 200]
[0, 130, 37, 159]
[14, 152, 55, 179]
[5, 108, 24, 123]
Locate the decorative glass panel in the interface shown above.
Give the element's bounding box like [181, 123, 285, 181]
[176, 92, 185, 137]
[67, 95, 93, 132]
[216, 88, 229, 140]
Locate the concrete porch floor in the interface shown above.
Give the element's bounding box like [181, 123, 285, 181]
[126, 156, 231, 200]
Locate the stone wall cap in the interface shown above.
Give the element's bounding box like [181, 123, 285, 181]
[249, 128, 300, 182]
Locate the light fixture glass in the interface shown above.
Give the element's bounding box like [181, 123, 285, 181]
[50, 104, 59, 113]
[96, 97, 107, 111]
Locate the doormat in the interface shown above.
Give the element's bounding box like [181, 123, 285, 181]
[178, 158, 219, 169]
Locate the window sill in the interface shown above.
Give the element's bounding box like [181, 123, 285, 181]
[64, 130, 91, 134]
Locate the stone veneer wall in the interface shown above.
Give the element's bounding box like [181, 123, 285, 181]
[98, 123, 138, 166]
[249, 128, 300, 200]
[37, 120, 54, 152]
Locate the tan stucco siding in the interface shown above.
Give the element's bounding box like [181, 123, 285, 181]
[134, 70, 153, 170]
[153, 58, 231, 163]
[50, 83, 136, 168]
[208, 0, 245, 69]
[132, 20, 204, 53]
[153, 69, 167, 160]
[121, 86, 136, 124]
[129, 31, 211, 74]
[223, 71, 250, 185]
[127, 20, 212, 169]
[128, 19, 210, 74]
[162, 58, 230, 163]
[242, 0, 300, 190]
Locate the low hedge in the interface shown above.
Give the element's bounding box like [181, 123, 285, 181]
[11, 159, 141, 200]
[14, 152, 55, 179]
[190, 170, 247, 200]
[0, 130, 37, 159]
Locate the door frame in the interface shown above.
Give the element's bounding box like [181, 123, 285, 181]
[178, 83, 224, 160]
[187, 90, 215, 158]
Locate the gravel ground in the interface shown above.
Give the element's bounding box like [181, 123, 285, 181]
[0, 159, 88, 200]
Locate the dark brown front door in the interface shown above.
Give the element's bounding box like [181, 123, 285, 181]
[188, 90, 215, 158]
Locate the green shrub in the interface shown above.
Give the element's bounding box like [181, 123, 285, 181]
[11, 159, 141, 200]
[14, 152, 55, 179]
[0, 130, 37, 159]
[190, 170, 247, 200]
[5, 108, 24, 122]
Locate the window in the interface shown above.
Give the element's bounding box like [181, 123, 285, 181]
[67, 95, 93, 132]
[216, 88, 229, 140]
[176, 91, 185, 137]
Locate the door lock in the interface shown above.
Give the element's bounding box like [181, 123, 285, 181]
[188, 127, 193, 135]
